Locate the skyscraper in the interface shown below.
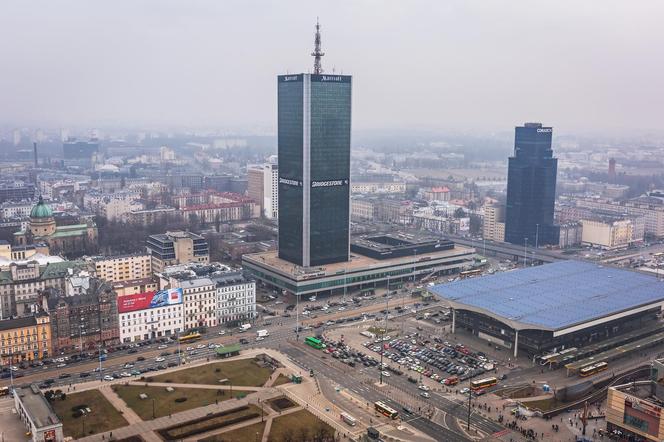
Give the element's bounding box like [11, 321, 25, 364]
[277, 21, 352, 267]
[505, 122, 559, 246]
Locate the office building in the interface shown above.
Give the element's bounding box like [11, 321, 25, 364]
[505, 122, 559, 246]
[581, 216, 641, 250]
[0, 182, 35, 204]
[248, 163, 279, 219]
[278, 21, 352, 267]
[13, 384, 64, 442]
[62, 138, 99, 167]
[146, 231, 209, 273]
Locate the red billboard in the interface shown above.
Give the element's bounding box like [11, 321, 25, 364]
[118, 288, 183, 313]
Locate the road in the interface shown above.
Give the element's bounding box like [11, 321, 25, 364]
[1, 289, 505, 441]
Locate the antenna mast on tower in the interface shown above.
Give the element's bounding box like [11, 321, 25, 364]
[311, 18, 325, 74]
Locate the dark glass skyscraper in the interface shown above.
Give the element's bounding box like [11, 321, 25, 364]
[505, 122, 559, 246]
[277, 73, 352, 267]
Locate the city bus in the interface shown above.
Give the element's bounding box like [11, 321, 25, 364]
[579, 361, 608, 377]
[305, 336, 324, 349]
[340, 412, 357, 426]
[178, 332, 202, 344]
[460, 269, 482, 279]
[374, 401, 399, 419]
[470, 377, 498, 391]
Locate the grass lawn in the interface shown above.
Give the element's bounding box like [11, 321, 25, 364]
[271, 374, 291, 387]
[160, 405, 262, 440]
[50, 389, 128, 439]
[112, 385, 254, 420]
[199, 421, 266, 442]
[148, 358, 273, 387]
[268, 409, 335, 442]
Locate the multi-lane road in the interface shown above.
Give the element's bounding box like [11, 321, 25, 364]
[1, 291, 507, 441]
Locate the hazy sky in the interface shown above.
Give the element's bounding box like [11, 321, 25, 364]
[1, 1, 662, 133]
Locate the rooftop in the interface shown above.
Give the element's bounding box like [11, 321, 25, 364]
[14, 384, 61, 429]
[0, 315, 37, 331]
[244, 243, 473, 280]
[429, 261, 664, 332]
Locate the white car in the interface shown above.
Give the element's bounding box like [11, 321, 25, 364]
[196, 344, 206, 349]
[420, 392, 430, 398]
[120, 372, 132, 378]
[186, 347, 194, 351]
[381, 371, 391, 377]
[218, 330, 226, 336]
[338, 307, 345, 311]
[256, 336, 264, 341]
[123, 363, 134, 369]
[418, 385, 430, 391]
[56, 363, 66, 368]
[157, 344, 168, 350]
[103, 375, 114, 381]
[155, 357, 165, 362]
[460, 388, 470, 395]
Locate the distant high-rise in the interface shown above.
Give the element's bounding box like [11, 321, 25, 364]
[505, 123, 559, 246]
[608, 158, 617, 183]
[248, 163, 279, 219]
[278, 21, 352, 267]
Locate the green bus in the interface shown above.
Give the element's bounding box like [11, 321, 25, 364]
[305, 336, 324, 349]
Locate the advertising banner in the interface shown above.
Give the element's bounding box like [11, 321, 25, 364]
[118, 288, 183, 313]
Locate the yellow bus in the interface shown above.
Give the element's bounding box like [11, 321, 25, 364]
[579, 362, 608, 377]
[374, 401, 399, 419]
[178, 332, 202, 344]
[470, 377, 498, 391]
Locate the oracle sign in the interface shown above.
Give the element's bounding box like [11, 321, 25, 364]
[118, 288, 183, 313]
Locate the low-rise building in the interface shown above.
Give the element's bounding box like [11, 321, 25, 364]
[43, 278, 119, 355]
[558, 222, 583, 248]
[581, 216, 641, 250]
[0, 261, 85, 320]
[89, 254, 152, 283]
[112, 277, 159, 297]
[0, 312, 51, 366]
[483, 204, 505, 242]
[605, 359, 664, 442]
[118, 287, 184, 343]
[13, 384, 64, 442]
[146, 231, 209, 273]
[158, 263, 256, 328]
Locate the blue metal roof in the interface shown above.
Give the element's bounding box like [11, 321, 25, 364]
[429, 261, 664, 331]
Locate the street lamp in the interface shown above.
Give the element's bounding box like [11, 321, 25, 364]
[523, 238, 528, 268]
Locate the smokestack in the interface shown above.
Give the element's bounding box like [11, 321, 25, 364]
[33, 142, 38, 168]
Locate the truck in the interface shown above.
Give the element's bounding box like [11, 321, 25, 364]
[239, 323, 252, 332]
[257, 329, 269, 338]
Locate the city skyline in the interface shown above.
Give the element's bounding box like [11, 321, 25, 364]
[0, 1, 662, 134]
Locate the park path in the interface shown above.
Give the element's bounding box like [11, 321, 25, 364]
[263, 367, 289, 387]
[126, 381, 265, 391]
[98, 384, 143, 425]
[76, 387, 283, 442]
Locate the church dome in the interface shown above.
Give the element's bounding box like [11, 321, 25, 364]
[30, 196, 53, 219]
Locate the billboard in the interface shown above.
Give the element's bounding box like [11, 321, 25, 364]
[118, 288, 183, 313]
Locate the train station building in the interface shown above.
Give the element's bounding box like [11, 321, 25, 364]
[242, 233, 476, 298]
[429, 261, 664, 359]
